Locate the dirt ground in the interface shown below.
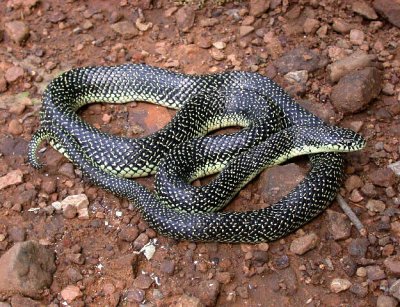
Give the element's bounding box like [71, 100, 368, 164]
[0, 0, 400, 306]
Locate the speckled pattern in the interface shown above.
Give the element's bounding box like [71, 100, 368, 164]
[28, 64, 366, 242]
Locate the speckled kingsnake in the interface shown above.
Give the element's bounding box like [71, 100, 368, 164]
[28, 64, 366, 242]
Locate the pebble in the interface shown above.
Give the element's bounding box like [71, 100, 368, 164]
[327, 210, 352, 240]
[251, 251, 269, 266]
[63, 204, 77, 219]
[5, 66, 24, 83]
[110, 21, 138, 39]
[341, 256, 357, 276]
[195, 280, 220, 306]
[303, 18, 319, 34]
[284, 70, 308, 84]
[328, 51, 376, 82]
[212, 41, 226, 50]
[348, 238, 369, 258]
[215, 271, 232, 284]
[389, 279, 400, 300]
[366, 199, 386, 213]
[118, 226, 139, 242]
[199, 18, 218, 27]
[0, 73, 7, 93]
[388, 161, 400, 176]
[65, 267, 83, 282]
[210, 48, 226, 61]
[0, 241, 56, 297]
[330, 278, 352, 293]
[160, 260, 175, 275]
[332, 18, 351, 34]
[242, 16, 255, 26]
[125, 288, 144, 303]
[133, 274, 153, 289]
[0, 170, 23, 190]
[58, 163, 76, 179]
[196, 35, 212, 49]
[373, 0, 400, 28]
[376, 295, 398, 307]
[109, 11, 123, 24]
[263, 32, 283, 59]
[59, 194, 89, 219]
[349, 29, 365, 45]
[384, 256, 400, 276]
[273, 254, 290, 269]
[10, 295, 41, 307]
[290, 232, 319, 255]
[349, 283, 368, 298]
[274, 47, 327, 74]
[61, 285, 83, 303]
[133, 233, 149, 250]
[135, 18, 152, 32]
[356, 267, 367, 277]
[331, 67, 382, 114]
[5, 21, 30, 45]
[249, 0, 270, 17]
[7, 119, 23, 135]
[366, 265, 386, 281]
[352, 1, 378, 19]
[174, 294, 203, 307]
[239, 25, 254, 37]
[345, 175, 364, 192]
[175, 6, 195, 32]
[369, 168, 396, 188]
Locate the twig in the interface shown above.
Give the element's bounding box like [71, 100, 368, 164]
[336, 194, 367, 237]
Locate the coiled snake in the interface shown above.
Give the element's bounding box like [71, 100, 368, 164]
[28, 64, 365, 243]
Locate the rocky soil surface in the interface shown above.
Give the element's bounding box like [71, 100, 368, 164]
[0, 0, 400, 306]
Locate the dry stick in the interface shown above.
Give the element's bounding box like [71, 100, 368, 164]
[336, 194, 367, 236]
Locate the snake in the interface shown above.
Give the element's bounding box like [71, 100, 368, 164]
[28, 64, 366, 243]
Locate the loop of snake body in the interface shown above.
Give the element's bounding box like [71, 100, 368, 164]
[28, 64, 365, 243]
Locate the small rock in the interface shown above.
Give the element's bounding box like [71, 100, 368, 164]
[263, 32, 283, 59]
[349, 283, 368, 298]
[389, 279, 400, 300]
[125, 288, 145, 303]
[331, 67, 382, 114]
[341, 256, 357, 276]
[60, 194, 89, 219]
[215, 272, 232, 284]
[369, 168, 396, 187]
[109, 11, 123, 24]
[175, 294, 204, 307]
[373, 0, 400, 28]
[63, 204, 77, 219]
[118, 226, 139, 242]
[61, 285, 83, 303]
[0, 241, 56, 298]
[284, 70, 308, 84]
[251, 251, 268, 266]
[193, 280, 220, 306]
[366, 265, 386, 281]
[41, 178, 56, 194]
[58, 163, 75, 179]
[135, 18, 152, 32]
[48, 12, 66, 23]
[0, 73, 7, 93]
[8, 226, 26, 242]
[196, 35, 212, 49]
[65, 267, 83, 282]
[348, 238, 369, 258]
[239, 26, 254, 37]
[212, 41, 226, 50]
[5, 66, 24, 83]
[377, 295, 398, 307]
[349, 29, 365, 45]
[0, 170, 23, 190]
[274, 47, 327, 74]
[175, 6, 195, 32]
[259, 163, 306, 204]
[8, 119, 23, 135]
[10, 295, 41, 307]
[303, 18, 319, 34]
[352, 1, 378, 19]
[290, 232, 319, 255]
[384, 256, 400, 276]
[330, 278, 352, 293]
[328, 51, 376, 82]
[327, 210, 352, 240]
[356, 267, 367, 277]
[5, 21, 30, 45]
[332, 18, 351, 34]
[210, 48, 226, 61]
[273, 254, 290, 269]
[344, 175, 363, 192]
[160, 260, 175, 275]
[388, 161, 400, 177]
[110, 21, 138, 39]
[133, 274, 153, 290]
[133, 233, 149, 250]
[249, 0, 270, 17]
[366, 199, 386, 213]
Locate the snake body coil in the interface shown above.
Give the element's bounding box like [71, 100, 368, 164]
[28, 64, 366, 243]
